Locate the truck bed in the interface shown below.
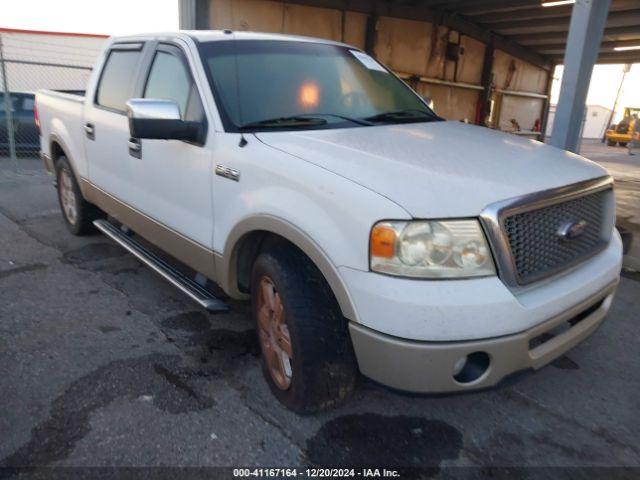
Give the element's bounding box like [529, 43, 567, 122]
[36, 89, 88, 179]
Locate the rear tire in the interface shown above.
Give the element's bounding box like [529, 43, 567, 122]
[251, 242, 357, 413]
[55, 156, 102, 235]
[619, 142, 628, 147]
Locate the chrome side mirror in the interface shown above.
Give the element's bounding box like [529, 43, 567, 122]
[126, 98, 202, 143]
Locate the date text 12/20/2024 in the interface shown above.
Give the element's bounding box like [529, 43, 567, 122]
[233, 469, 401, 477]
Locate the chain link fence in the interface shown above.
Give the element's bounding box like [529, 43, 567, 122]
[0, 32, 99, 170]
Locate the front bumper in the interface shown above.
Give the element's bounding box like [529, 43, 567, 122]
[349, 280, 617, 393]
[340, 232, 622, 341]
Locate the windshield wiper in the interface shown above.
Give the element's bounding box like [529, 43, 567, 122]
[363, 109, 442, 124]
[239, 116, 328, 130]
[298, 113, 373, 126]
[239, 113, 372, 130]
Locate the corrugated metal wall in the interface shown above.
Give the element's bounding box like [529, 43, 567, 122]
[206, 0, 550, 132]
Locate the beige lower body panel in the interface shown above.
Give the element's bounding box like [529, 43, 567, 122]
[41, 152, 54, 174]
[81, 179, 217, 280]
[349, 280, 618, 393]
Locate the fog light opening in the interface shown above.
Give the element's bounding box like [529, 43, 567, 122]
[453, 351, 490, 384]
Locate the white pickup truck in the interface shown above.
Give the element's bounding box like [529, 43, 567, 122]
[36, 31, 622, 412]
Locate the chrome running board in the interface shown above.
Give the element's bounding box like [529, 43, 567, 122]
[93, 219, 229, 313]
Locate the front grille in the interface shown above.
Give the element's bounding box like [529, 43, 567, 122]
[503, 189, 611, 285]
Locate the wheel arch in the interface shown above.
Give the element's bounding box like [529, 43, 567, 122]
[217, 215, 358, 322]
[49, 134, 88, 197]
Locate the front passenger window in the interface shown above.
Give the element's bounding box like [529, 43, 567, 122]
[144, 50, 202, 121]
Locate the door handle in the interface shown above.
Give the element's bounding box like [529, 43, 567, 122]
[128, 137, 142, 158]
[84, 123, 95, 140]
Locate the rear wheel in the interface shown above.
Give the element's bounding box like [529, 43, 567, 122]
[251, 242, 357, 413]
[55, 156, 102, 235]
[619, 142, 628, 147]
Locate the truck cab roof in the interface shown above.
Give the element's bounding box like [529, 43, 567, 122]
[111, 30, 350, 48]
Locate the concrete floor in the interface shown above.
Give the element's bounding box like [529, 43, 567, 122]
[579, 139, 640, 271]
[0, 145, 639, 475]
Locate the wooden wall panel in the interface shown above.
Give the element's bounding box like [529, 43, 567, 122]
[456, 36, 485, 85]
[424, 25, 448, 79]
[416, 83, 479, 123]
[373, 17, 432, 77]
[209, 0, 366, 45]
[209, 0, 284, 32]
[343, 11, 367, 49]
[282, 4, 342, 40]
[493, 49, 548, 94]
[206, 0, 548, 128]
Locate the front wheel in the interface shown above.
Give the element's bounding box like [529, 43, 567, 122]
[251, 243, 357, 413]
[606, 139, 616, 146]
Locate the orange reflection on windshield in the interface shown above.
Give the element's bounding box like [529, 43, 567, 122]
[299, 81, 320, 109]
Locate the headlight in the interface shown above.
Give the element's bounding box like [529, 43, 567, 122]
[370, 220, 496, 278]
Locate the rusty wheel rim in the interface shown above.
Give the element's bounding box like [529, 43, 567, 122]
[59, 167, 77, 225]
[256, 275, 293, 390]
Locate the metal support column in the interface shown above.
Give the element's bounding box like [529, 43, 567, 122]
[550, 0, 611, 152]
[539, 63, 556, 143]
[179, 0, 210, 30]
[364, 14, 378, 56]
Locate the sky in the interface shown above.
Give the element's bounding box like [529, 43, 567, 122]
[551, 64, 640, 121]
[1, 0, 179, 36]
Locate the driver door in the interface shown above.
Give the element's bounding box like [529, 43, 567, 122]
[129, 43, 214, 255]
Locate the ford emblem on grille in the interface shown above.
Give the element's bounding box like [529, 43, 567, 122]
[557, 219, 588, 241]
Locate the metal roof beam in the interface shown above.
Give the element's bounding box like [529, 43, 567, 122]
[443, 13, 551, 69]
[512, 25, 640, 45]
[549, 51, 640, 63]
[278, 0, 551, 69]
[538, 38, 640, 54]
[468, 0, 639, 22]
[458, 0, 543, 16]
[485, 9, 640, 34]
[471, 5, 573, 24]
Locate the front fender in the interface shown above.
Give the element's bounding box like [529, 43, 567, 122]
[211, 135, 410, 321]
[217, 214, 360, 321]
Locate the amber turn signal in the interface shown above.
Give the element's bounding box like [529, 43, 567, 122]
[370, 224, 397, 259]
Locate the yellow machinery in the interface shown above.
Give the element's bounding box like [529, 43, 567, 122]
[606, 107, 640, 147]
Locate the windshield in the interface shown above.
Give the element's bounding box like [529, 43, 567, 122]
[199, 40, 439, 132]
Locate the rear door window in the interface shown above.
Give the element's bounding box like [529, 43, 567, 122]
[96, 45, 143, 113]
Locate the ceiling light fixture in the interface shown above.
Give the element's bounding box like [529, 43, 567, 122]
[541, 0, 575, 7]
[614, 45, 640, 51]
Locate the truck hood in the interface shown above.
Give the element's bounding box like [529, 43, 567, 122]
[256, 121, 608, 218]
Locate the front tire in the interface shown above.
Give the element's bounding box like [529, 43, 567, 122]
[607, 139, 616, 146]
[251, 243, 357, 413]
[55, 156, 102, 235]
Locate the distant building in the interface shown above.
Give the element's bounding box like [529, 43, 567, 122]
[0, 28, 108, 93]
[545, 104, 613, 140]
